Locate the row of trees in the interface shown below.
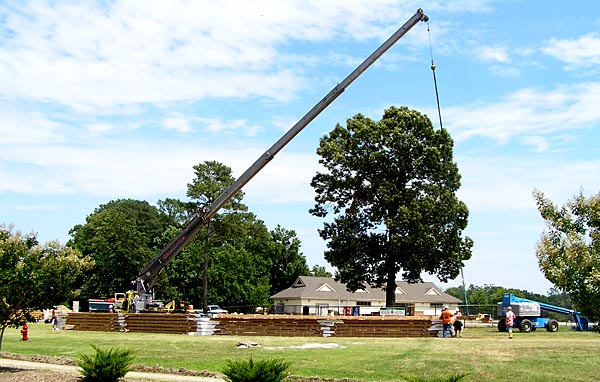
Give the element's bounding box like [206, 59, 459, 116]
[2, 105, 598, 350]
[445, 284, 572, 309]
[68, 195, 321, 312]
[64, 160, 337, 313]
[1, 105, 475, 349]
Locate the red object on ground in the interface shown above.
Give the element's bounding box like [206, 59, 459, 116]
[21, 323, 29, 341]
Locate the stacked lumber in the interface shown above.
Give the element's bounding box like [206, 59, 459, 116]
[64, 313, 438, 337]
[121, 313, 193, 334]
[215, 316, 323, 336]
[331, 317, 435, 337]
[213, 315, 436, 338]
[65, 312, 120, 332]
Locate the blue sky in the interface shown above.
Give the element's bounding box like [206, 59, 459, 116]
[2, 1, 599, 295]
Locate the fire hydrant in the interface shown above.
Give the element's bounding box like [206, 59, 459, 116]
[21, 323, 29, 341]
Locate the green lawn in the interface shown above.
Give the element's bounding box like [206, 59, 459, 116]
[2, 322, 598, 381]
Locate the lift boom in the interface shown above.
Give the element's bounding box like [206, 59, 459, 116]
[134, 9, 429, 302]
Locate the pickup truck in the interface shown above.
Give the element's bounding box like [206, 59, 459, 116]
[207, 305, 228, 317]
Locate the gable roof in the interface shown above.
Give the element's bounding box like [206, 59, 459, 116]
[271, 276, 462, 304]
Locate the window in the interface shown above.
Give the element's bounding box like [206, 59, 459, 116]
[356, 301, 372, 306]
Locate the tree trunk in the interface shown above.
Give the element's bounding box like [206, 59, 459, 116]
[0, 325, 6, 351]
[385, 268, 397, 307]
[202, 220, 211, 314]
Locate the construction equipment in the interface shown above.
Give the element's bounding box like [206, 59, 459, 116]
[130, 9, 429, 312]
[164, 299, 189, 313]
[497, 293, 589, 332]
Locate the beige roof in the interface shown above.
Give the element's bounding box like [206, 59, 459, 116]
[271, 276, 462, 304]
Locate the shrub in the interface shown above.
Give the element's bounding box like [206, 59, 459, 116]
[222, 357, 290, 382]
[77, 345, 135, 382]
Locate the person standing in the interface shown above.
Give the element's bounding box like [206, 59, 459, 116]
[440, 306, 454, 338]
[453, 315, 464, 337]
[505, 306, 516, 339]
[51, 306, 58, 331]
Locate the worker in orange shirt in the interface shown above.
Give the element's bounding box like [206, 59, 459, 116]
[440, 306, 454, 338]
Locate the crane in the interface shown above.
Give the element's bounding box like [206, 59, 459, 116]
[131, 9, 429, 312]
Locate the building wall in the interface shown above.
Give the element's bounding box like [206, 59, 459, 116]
[273, 298, 389, 316]
[274, 298, 458, 317]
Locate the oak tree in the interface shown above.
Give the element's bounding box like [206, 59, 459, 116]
[310, 106, 473, 306]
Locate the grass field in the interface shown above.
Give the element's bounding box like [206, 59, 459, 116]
[2, 322, 599, 381]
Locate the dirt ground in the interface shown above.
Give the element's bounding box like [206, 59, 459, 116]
[0, 352, 220, 382]
[0, 352, 363, 382]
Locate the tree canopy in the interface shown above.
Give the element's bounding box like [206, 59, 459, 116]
[533, 189, 600, 320]
[68, 199, 165, 298]
[310, 106, 473, 306]
[0, 225, 92, 349]
[445, 284, 571, 309]
[59, 160, 312, 312]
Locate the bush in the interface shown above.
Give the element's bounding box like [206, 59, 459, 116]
[222, 357, 290, 382]
[77, 345, 135, 382]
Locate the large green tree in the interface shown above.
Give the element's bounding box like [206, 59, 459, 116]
[310, 106, 473, 306]
[69, 199, 165, 298]
[186, 161, 248, 313]
[533, 189, 600, 320]
[0, 225, 92, 349]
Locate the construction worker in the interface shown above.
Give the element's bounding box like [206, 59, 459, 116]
[440, 306, 454, 338]
[505, 306, 516, 339]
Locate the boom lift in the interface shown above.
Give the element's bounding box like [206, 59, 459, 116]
[131, 9, 430, 312]
[497, 293, 589, 332]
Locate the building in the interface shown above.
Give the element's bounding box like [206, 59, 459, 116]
[270, 276, 461, 316]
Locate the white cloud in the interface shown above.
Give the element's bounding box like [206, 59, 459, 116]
[520, 135, 549, 153]
[199, 118, 264, 137]
[542, 33, 600, 69]
[478, 45, 511, 63]
[84, 123, 123, 134]
[444, 82, 600, 144]
[163, 114, 193, 133]
[488, 65, 520, 78]
[0, 109, 71, 145]
[0, 135, 317, 203]
[456, 153, 600, 214]
[0, 0, 440, 111]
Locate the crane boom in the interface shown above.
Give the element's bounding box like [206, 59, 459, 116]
[135, 8, 429, 298]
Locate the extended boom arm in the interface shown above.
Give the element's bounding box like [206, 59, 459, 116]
[135, 8, 429, 294]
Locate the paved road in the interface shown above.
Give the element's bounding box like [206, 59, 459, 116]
[0, 358, 223, 382]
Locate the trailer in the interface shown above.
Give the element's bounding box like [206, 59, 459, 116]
[497, 293, 589, 332]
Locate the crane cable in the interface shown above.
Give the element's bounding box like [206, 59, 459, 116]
[428, 20, 469, 315]
[427, 21, 443, 130]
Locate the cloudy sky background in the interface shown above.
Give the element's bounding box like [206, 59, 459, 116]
[2, 0, 599, 295]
